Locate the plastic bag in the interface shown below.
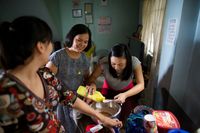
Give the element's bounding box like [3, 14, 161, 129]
[125, 112, 146, 133]
[125, 105, 154, 133]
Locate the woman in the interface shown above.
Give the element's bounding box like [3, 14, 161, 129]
[88, 43, 145, 123]
[0, 16, 122, 133]
[46, 24, 96, 132]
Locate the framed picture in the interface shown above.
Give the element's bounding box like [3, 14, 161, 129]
[72, 9, 82, 18]
[85, 14, 93, 24]
[84, 3, 93, 14]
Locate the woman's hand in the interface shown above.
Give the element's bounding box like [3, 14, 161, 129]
[84, 83, 96, 104]
[96, 113, 123, 129]
[114, 93, 127, 105]
[73, 98, 123, 132]
[86, 83, 96, 95]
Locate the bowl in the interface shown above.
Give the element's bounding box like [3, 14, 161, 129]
[90, 101, 121, 120]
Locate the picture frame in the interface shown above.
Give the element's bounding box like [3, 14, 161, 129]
[84, 3, 93, 14]
[85, 14, 93, 24]
[72, 9, 82, 18]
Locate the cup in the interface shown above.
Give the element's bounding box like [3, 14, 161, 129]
[143, 114, 158, 133]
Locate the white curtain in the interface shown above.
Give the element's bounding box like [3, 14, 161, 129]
[141, 0, 167, 106]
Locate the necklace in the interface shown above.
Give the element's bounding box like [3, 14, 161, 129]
[71, 59, 82, 75]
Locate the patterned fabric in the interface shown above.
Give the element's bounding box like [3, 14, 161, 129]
[49, 48, 90, 92]
[0, 67, 77, 133]
[125, 112, 146, 133]
[49, 48, 90, 132]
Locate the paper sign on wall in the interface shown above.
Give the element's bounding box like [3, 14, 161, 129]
[98, 16, 111, 33]
[98, 16, 111, 25]
[167, 18, 177, 45]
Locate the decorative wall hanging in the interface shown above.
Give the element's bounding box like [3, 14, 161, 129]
[98, 16, 112, 33]
[72, 0, 80, 7]
[72, 9, 82, 18]
[85, 14, 93, 24]
[84, 3, 93, 14]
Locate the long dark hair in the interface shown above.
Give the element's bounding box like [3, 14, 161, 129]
[0, 16, 52, 70]
[65, 24, 91, 52]
[108, 43, 132, 80]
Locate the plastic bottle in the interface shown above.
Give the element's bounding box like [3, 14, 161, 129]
[77, 86, 105, 102]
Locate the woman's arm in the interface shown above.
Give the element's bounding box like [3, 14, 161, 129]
[87, 64, 102, 84]
[126, 64, 144, 96]
[46, 61, 58, 74]
[114, 64, 144, 104]
[84, 64, 103, 93]
[72, 97, 122, 128]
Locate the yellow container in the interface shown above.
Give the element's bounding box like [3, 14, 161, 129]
[77, 86, 105, 102]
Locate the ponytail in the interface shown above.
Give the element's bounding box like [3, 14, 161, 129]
[0, 16, 52, 70]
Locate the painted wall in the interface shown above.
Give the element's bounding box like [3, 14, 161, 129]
[43, 0, 62, 40]
[156, 0, 183, 108]
[0, 0, 62, 41]
[185, 9, 200, 125]
[0, 0, 140, 52]
[59, 0, 140, 51]
[156, 0, 200, 127]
